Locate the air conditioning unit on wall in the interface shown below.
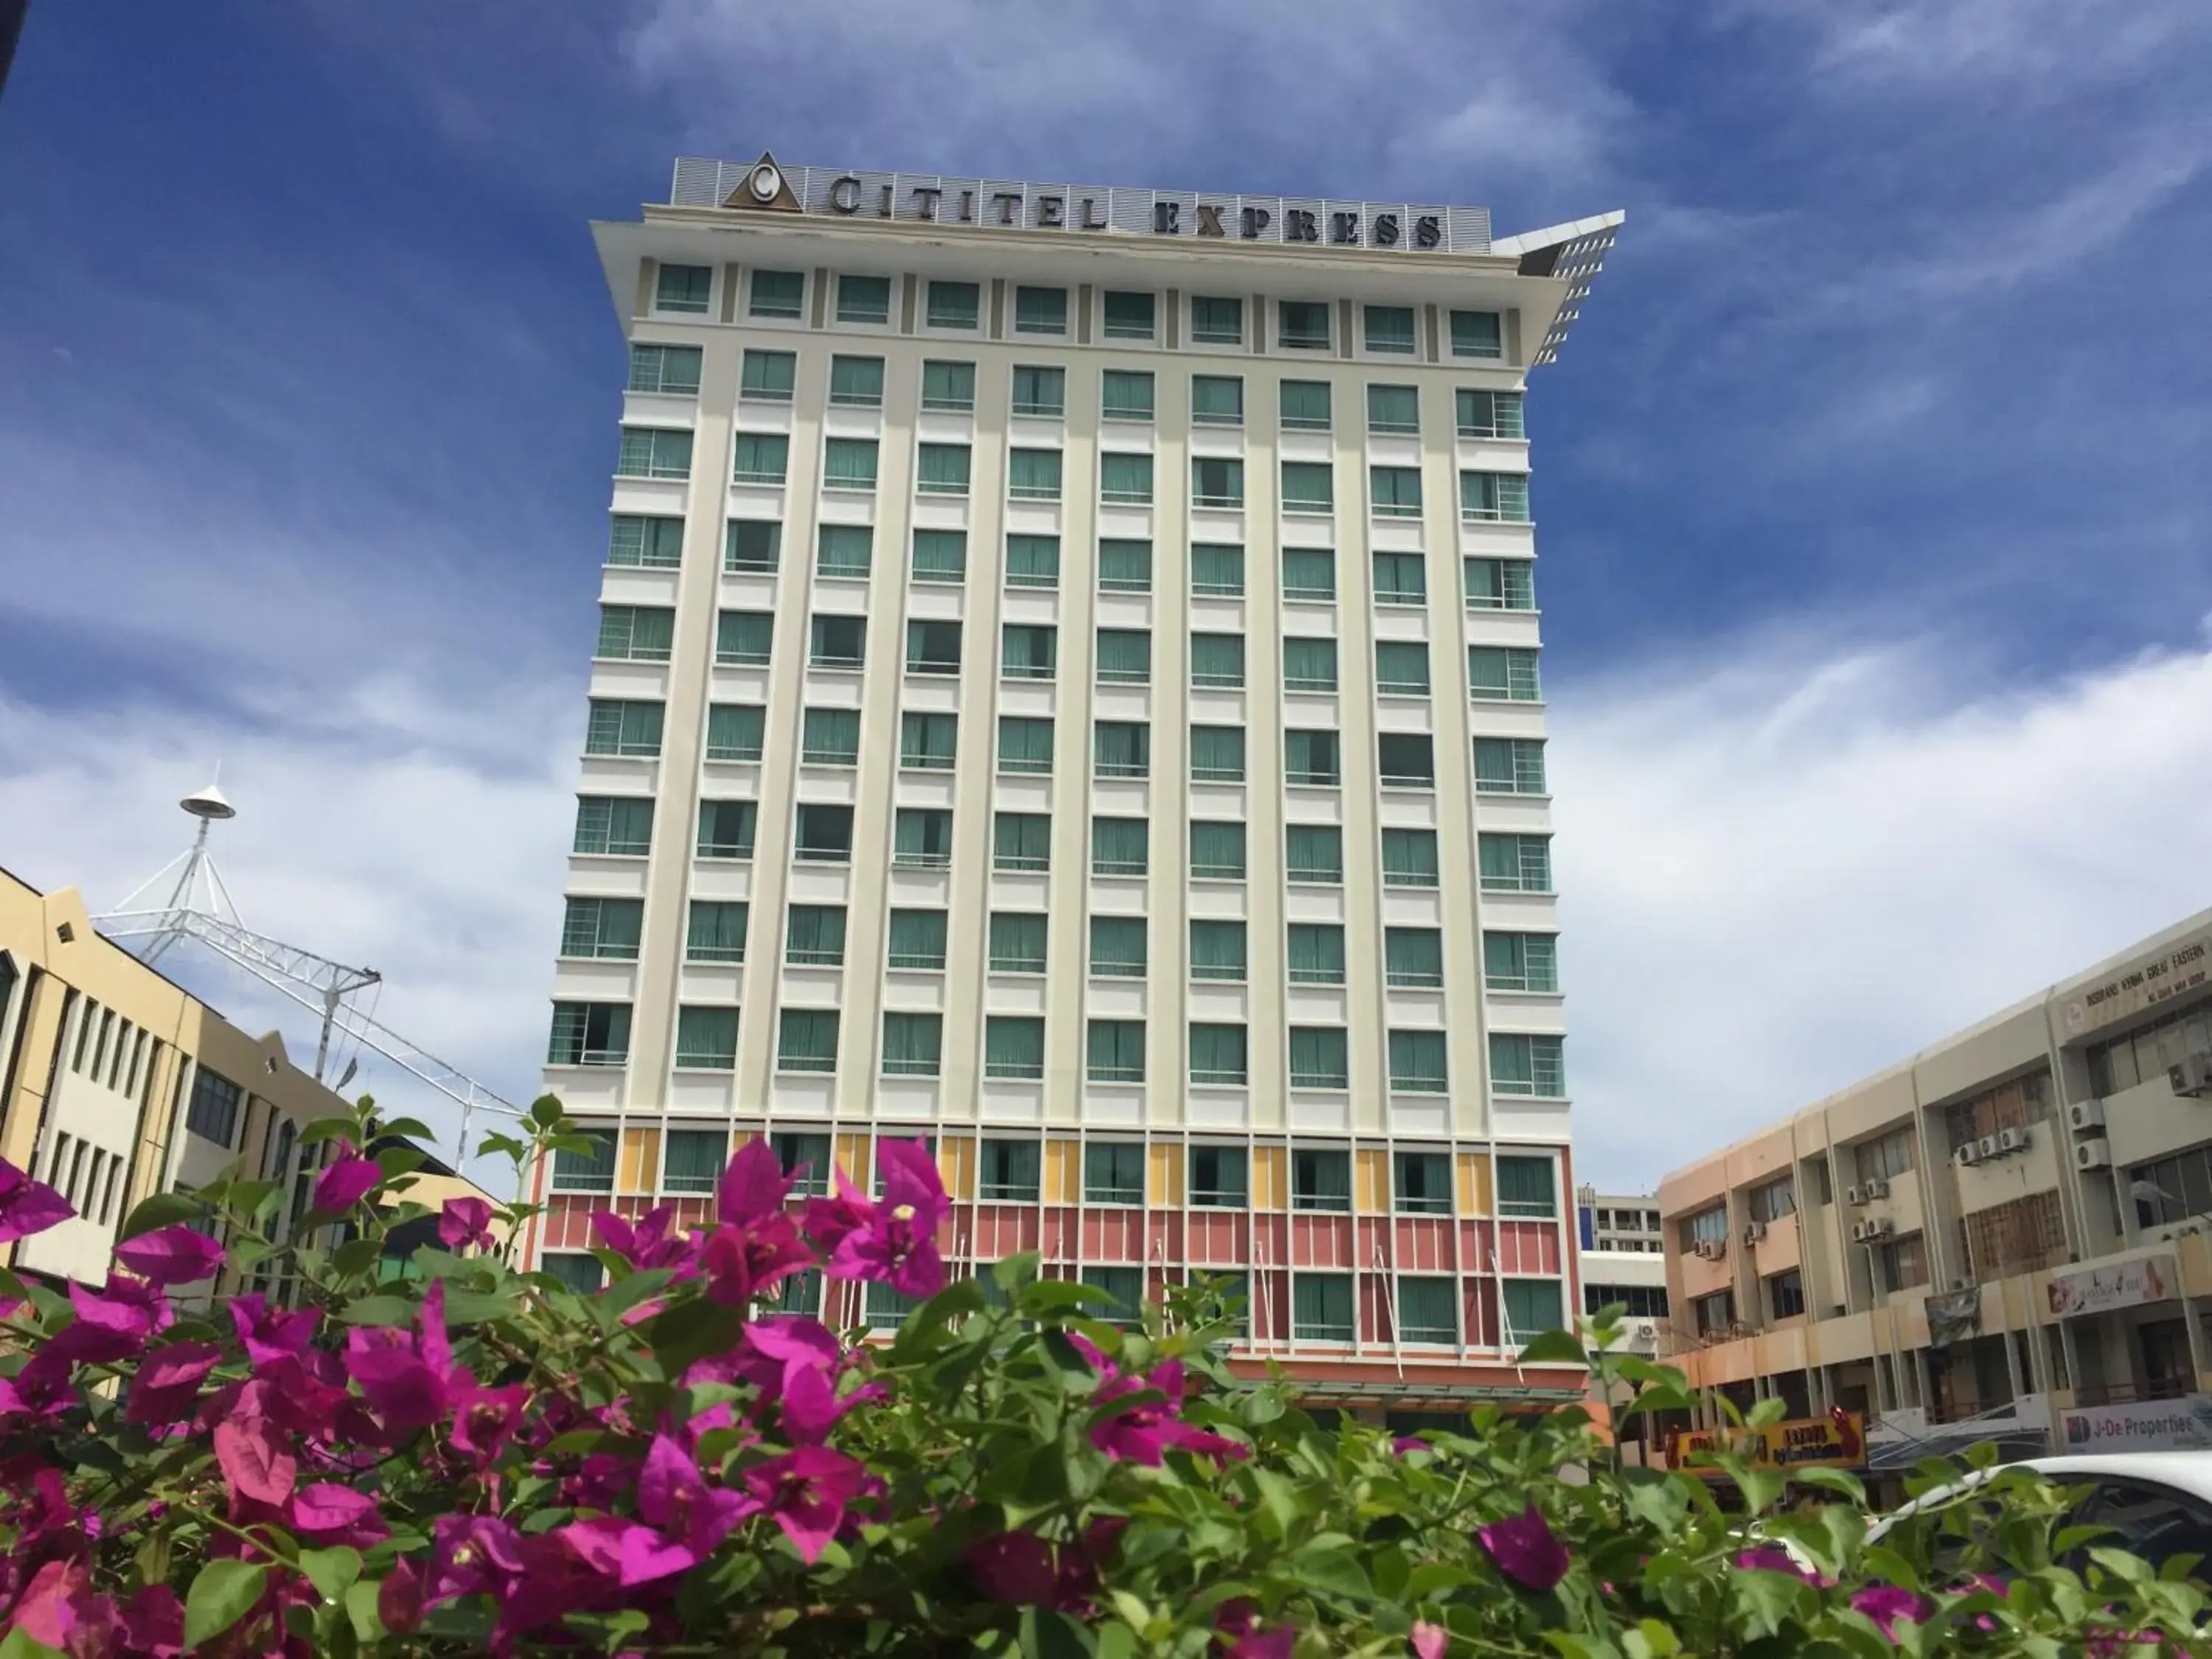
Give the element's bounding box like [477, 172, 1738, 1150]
[2069, 1099, 2107, 1131]
[1997, 1125, 2030, 1154]
[1869, 1215, 1896, 1237]
[1744, 1222, 1767, 1245]
[1865, 1177, 1890, 1200]
[2076, 1137, 2112, 1171]
[1976, 1135, 2000, 1161]
[1846, 1184, 1865, 1206]
[1954, 1143, 1980, 1167]
[2171, 1053, 2212, 1098]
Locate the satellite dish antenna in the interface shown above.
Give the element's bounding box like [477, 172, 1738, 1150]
[180, 781, 236, 821]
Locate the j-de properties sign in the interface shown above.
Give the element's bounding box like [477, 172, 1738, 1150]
[2060, 1396, 2212, 1455]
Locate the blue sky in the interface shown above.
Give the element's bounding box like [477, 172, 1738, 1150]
[3, 0, 2209, 1189]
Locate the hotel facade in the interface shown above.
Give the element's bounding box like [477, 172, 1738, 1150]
[523, 155, 1621, 1413]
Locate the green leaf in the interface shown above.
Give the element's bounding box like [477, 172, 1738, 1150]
[0, 1630, 65, 1659]
[2088, 1546, 2151, 1585]
[298, 1546, 361, 1603]
[594, 1267, 675, 1319]
[529, 1093, 567, 1128]
[296, 1118, 364, 1147]
[115, 1191, 202, 1241]
[1729, 1561, 1806, 1636]
[1020, 1607, 1096, 1659]
[331, 1238, 386, 1277]
[373, 1116, 437, 1144]
[479, 1133, 530, 1164]
[335, 1296, 417, 1327]
[1019, 1280, 1123, 1315]
[886, 1278, 989, 1358]
[994, 1251, 1042, 1291]
[1515, 1328, 1589, 1366]
[186, 1559, 271, 1648]
[1290, 1545, 1374, 1602]
[438, 1290, 521, 1326]
[642, 1298, 748, 1374]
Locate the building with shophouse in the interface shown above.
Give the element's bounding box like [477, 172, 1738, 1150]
[518, 153, 1623, 1415]
[1656, 907, 2212, 1475]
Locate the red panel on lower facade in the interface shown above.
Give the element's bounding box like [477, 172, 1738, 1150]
[1081, 1207, 1147, 1262]
[967, 1205, 1043, 1261]
[1187, 1209, 1247, 1267]
[1359, 1275, 1394, 1343]
[1391, 1217, 1455, 1273]
[1146, 1212, 1184, 1266]
[1497, 1221, 1560, 1275]
[1466, 1278, 1500, 1349]
[1251, 1270, 1291, 1341]
[1289, 1213, 1353, 1268]
[1042, 1208, 1079, 1259]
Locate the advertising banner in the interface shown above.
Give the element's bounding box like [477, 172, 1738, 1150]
[1668, 1411, 1865, 1472]
[2045, 1254, 2176, 1318]
[2059, 1396, 2212, 1455]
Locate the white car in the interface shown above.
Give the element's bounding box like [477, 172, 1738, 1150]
[1869, 1453, 2212, 1577]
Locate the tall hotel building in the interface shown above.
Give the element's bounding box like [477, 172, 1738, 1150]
[521, 154, 1621, 1415]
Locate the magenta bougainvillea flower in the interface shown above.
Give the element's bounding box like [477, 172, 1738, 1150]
[1848, 1585, 1932, 1638]
[123, 1341, 222, 1428]
[1070, 1337, 1242, 1467]
[425, 1512, 527, 1607]
[591, 1204, 698, 1275]
[226, 1294, 321, 1371]
[1735, 1545, 1830, 1587]
[806, 1139, 949, 1298]
[313, 1144, 383, 1213]
[742, 1444, 869, 1563]
[611, 1433, 757, 1584]
[1411, 1619, 1448, 1658]
[110, 1224, 225, 1288]
[50, 1276, 170, 1366]
[448, 1382, 530, 1466]
[1477, 1505, 1570, 1593]
[967, 1530, 1057, 1604]
[717, 1135, 794, 1224]
[289, 1483, 389, 1548]
[437, 1195, 496, 1252]
[700, 1212, 814, 1310]
[345, 1281, 471, 1433]
[0, 1351, 77, 1422]
[1228, 1630, 1295, 1659]
[0, 1160, 72, 1244]
[214, 1380, 298, 1509]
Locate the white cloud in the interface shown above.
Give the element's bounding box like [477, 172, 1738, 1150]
[1551, 627, 2212, 1193]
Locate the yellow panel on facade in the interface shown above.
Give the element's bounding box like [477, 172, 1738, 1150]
[834, 1133, 872, 1191]
[936, 1137, 976, 1201]
[1043, 1139, 1079, 1203]
[1252, 1145, 1287, 1211]
[1354, 1148, 1389, 1213]
[1148, 1143, 1185, 1207]
[619, 1127, 661, 1193]
[730, 1128, 758, 1150]
[1458, 1152, 1492, 1216]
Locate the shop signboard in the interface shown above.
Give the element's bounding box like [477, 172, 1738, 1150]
[1668, 1411, 1865, 1472]
[2058, 1396, 2212, 1455]
[2044, 1254, 2175, 1318]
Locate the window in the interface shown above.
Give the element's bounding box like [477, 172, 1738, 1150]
[1009, 448, 1063, 501]
[894, 808, 953, 869]
[1368, 1134, 1451, 1210]
[1102, 290, 1155, 340]
[1101, 453, 1153, 505]
[560, 897, 642, 961]
[1372, 552, 1428, 608]
[1189, 919, 1247, 982]
[1191, 1144, 1248, 1205]
[1098, 538, 1152, 594]
[1389, 1030, 1448, 1093]
[1190, 725, 1245, 783]
[617, 426, 692, 479]
[2088, 1004, 2212, 1098]
[1939, 1073, 2055, 1154]
[900, 712, 959, 771]
[1093, 721, 1150, 779]
[911, 528, 966, 583]
[824, 438, 879, 492]
[1385, 928, 1444, 990]
[655, 262, 712, 313]
[574, 796, 653, 857]
[809, 613, 866, 667]
[1189, 633, 1244, 689]
[1290, 1029, 1350, 1093]
[1189, 821, 1246, 881]
[585, 700, 664, 757]
[1191, 456, 1243, 509]
[686, 900, 747, 964]
[1012, 365, 1065, 418]
[785, 905, 847, 967]
[1399, 1277, 1458, 1344]
[547, 1004, 630, 1069]
[611, 514, 684, 569]
[926, 279, 979, 330]
[1282, 637, 1337, 692]
[1461, 470, 1531, 523]
[1368, 383, 1419, 434]
[777, 1009, 839, 1073]
[1278, 301, 1331, 351]
[882, 1012, 942, 1077]
[1680, 1207, 1728, 1251]
[1281, 462, 1334, 515]
[1284, 729, 1339, 786]
[740, 348, 796, 402]
[1854, 1127, 1917, 1184]
[1375, 734, 1431, 790]
[1875, 1233, 1930, 1294]
[1691, 1289, 1736, 1337]
[994, 812, 1051, 873]
[1094, 629, 1150, 686]
[922, 358, 976, 412]
[184, 1068, 242, 1147]
[1490, 1034, 1565, 1098]
[986, 1017, 1046, 1080]
[1088, 1019, 1145, 1083]
[1585, 1283, 1669, 1319]
[905, 619, 962, 676]
[698, 799, 759, 860]
[1090, 917, 1147, 978]
[791, 802, 850, 863]
[1478, 832, 1551, 893]
[1458, 389, 1526, 439]
[1484, 933, 1559, 993]
[988, 911, 1047, 975]
[1192, 375, 1243, 426]
[828, 354, 884, 407]
[630, 343, 703, 395]
[801, 707, 861, 766]
[1365, 306, 1416, 355]
[724, 520, 778, 573]
[1293, 1273, 1353, 1340]
[659, 1130, 726, 1197]
[1287, 922, 1346, 984]
[744, 266, 803, 317]
[1767, 1270, 1806, 1321]
[551, 1127, 617, 1193]
[1503, 1279, 1563, 1340]
[998, 716, 1054, 775]
[765, 1131, 831, 1198]
[1280, 380, 1331, 431]
[1282, 546, 1336, 600]
[979, 1138, 1041, 1202]
[1370, 466, 1424, 519]
[837, 274, 891, 324]
[1006, 534, 1060, 590]
[1470, 647, 1543, 702]
[1191, 294, 1242, 344]
[884, 908, 947, 973]
[1102, 370, 1155, 422]
[1085, 1141, 1145, 1204]
[1474, 737, 1547, 795]
[675, 1006, 738, 1071]
[1465, 557, 1536, 611]
[596, 605, 673, 662]
[1015, 285, 1067, 335]
[1375, 641, 1430, 696]
[1285, 827, 1344, 886]
[1192, 542, 1244, 597]
[1450, 310, 1503, 360]
[731, 432, 787, 485]
[865, 1281, 923, 1331]
[1082, 1265, 1143, 1325]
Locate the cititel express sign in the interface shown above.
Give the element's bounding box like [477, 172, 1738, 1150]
[672, 153, 1496, 256]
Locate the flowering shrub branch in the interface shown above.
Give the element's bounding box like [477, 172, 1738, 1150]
[0, 1093, 2203, 1656]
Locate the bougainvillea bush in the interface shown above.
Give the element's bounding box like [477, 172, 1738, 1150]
[1, 1096, 2206, 1658]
